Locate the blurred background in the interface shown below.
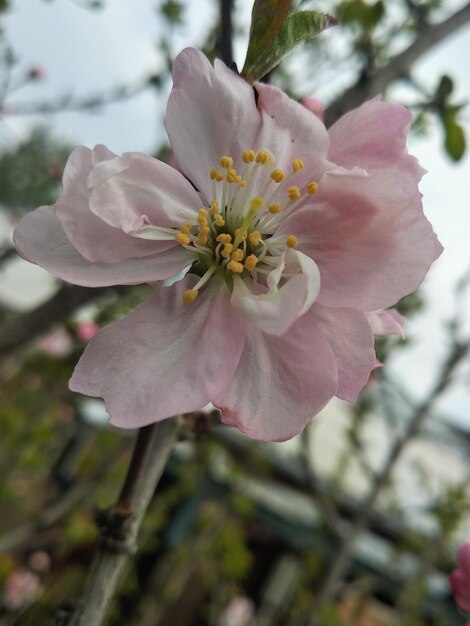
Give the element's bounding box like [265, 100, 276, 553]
[1, 1, 470, 624]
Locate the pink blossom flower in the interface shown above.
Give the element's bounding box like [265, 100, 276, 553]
[450, 543, 470, 613]
[3, 569, 42, 611]
[14, 48, 442, 441]
[75, 320, 100, 342]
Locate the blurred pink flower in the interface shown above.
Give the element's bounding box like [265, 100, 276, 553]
[3, 569, 41, 611]
[36, 326, 73, 357]
[302, 96, 324, 121]
[450, 543, 470, 613]
[28, 551, 51, 573]
[76, 321, 100, 343]
[14, 48, 442, 441]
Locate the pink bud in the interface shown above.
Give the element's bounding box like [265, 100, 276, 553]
[3, 569, 41, 611]
[76, 321, 100, 343]
[28, 551, 50, 573]
[302, 96, 324, 121]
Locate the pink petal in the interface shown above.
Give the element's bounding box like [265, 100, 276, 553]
[313, 305, 376, 401]
[214, 312, 338, 442]
[69, 277, 246, 428]
[450, 569, 470, 612]
[231, 251, 321, 335]
[281, 168, 443, 310]
[88, 151, 203, 233]
[328, 97, 424, 178]
[166, 48, 261, 202]
[254, 82, 329, 187]
[14, 205, 192, 287]
[56, 146, 165, 263]
[366, 309, 405, 337]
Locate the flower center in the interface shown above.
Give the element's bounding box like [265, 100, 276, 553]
[177, 149, 318, 303]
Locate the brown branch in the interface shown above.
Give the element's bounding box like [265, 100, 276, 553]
[0, 282, 126, 357]
[4, 81, 149, 116]
[324, 2, 470, 125]
[64, 419, 180, 626]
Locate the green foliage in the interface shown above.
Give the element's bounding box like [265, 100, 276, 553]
[336, 0, 385, 29]
[0, 127, 71, 211]
[243, 0, 291, 80]
[243, 9, 337, 82]
[441, 109, 466, 162]
[160, 0, 184, 24]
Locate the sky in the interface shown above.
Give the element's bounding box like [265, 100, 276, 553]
[1, 0, 470, 427]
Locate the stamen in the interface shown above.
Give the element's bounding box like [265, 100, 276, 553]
[175, 233, 191, 245]
[248, 231, 262, 246]
[214, 214, 225, 227]
[179, 221, 192, 235]
[183, 289, 199, 304]
[210, 200, 219, 214]
[286, 235, 298, 249]
[216, 233, 232, 244]
[255, 150, 269, 164]
[288, 186, 301, 201]
[231, 249, 244, 262]
[221, 243, 233, 258]
[219, 156, 233, 170]
[307, 181, 319, 195]
[292, 159, 304, 173]
[242, 149, 255, 163]
[268, 203, 282, 214]
[210, 168, 224, 182]
[245, 254, 258, 271]
[270, 168, 285, 183]
[226, 168, 238, 183]
[228, 260, 244, 273]
[250, 196, 264, 212]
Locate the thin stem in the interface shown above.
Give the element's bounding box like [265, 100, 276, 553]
[219, 0, 234, 67]
[63, 418, 180, 626]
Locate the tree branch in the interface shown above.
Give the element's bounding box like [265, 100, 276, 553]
[308, 339, 470, 624]
[63, 419, 180, 626]
[0, 283, 127, 357]
[324, 2, 470, 125]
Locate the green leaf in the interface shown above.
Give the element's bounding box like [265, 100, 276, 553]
[442, 111, 466, 161]
[243, 0, 291, 78]
[243, 11, 338, 82]
[435, 74, 453, 99]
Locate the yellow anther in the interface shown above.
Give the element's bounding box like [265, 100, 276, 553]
[271, 168, 285, 183]
[268, 203, 282, 214]
[180, 221, 192, 235]
[210, 168, 224, 181]
[198, 208, 208, 218]
[242, 149, 256, 163]
[228, 260, 244, 274]
[199, 225, 210, 235]
[216, 233, 232, 244]
[244, 254, 259, 271]
[210, 200, 219, 214]
[236, 175, 246, 187]
[250, 196, 264, 212]
[286, 235, 298, 249]
[196, 232, 208, 245]
[219, 156, 233, 169]
[248, 231, 262, 246]
[183, 289, 199, 305]
[198, 216, 208, 228]
[214, 214, 225, 227]
[288, 186, 301, 201]
[226, 168, 238, 183]
[256, 150, 269, 165]
[234, 228, 241, 239]
[221, 243, 233, 258]
[307, 181, 319, 195]
[231, 249, 244, 262]
[175, 233, 190, 245]
[292, 158, 304, 173]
